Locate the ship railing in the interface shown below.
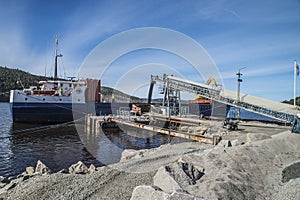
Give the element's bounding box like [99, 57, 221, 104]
[116, 107, 131, 120]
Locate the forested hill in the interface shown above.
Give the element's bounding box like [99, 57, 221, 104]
[0, 66, 140, 102]
[0, 66, 49, 101]
[282, 97, 300, 106]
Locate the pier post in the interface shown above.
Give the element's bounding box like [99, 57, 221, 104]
[86, 115, 91, 134]
[93, 118, 97, 134]
[84, 114, 88, 133]
[91, 117, 95, 134]
[213, 135, 221, 145]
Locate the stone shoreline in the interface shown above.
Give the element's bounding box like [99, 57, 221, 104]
[1, 124, 300, 199]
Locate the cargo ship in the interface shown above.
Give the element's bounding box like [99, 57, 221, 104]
[11, 78, 97, 123]
[9, 36, 131, 123]
[188, 98, 230, 119]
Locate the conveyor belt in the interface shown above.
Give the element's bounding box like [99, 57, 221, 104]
[150, 75, 298, 123]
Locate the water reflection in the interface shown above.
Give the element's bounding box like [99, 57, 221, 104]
[6, 123, 99, 177]
[1, 103, 188, 178]
[0, 103, 14, 177]
[78, 125, 190, 166]
[1, 122, 188, 177]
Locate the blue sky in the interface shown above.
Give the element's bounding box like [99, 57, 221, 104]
[1, 0, 300, 101]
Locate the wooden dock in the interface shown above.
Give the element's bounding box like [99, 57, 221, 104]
[85, 114, 221, 145]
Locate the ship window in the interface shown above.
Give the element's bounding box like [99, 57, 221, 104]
[43, 98, 45, 101]
[69, 84, 72, 87]
[75, 87, 82, 94]
[59, 99, 62, 101]
[60, 83, 63, 87]
[25, 98, 28, 101]
[78, 99, 80, 102]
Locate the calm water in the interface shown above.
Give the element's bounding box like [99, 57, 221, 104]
[0, 102, 279, 178]
[0, 103, 179, 178]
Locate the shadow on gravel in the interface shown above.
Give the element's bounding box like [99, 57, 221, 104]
[282, 161, 300, 183]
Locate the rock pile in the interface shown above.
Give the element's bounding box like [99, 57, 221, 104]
[0, 160, 97, 196]
[67, 161, 97, 174]
[131, 158, 206, 199]
[0, 129, 299, 200]
[0, 160, 50, 195]
[131, 131, 300, 199]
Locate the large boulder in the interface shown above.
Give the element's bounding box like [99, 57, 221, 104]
[173, 161, 204, 186]
[35, 160, 51, 174]
[68, 161, 88, 174]
[153, 161, 204, 193]
[153, 166, 182, 193]
[0, 176, 9, 184]
[26, 166, 35, 175]
[87, 164, 97, 174]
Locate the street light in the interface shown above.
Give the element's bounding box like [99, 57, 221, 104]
[236, 67, 247, 119]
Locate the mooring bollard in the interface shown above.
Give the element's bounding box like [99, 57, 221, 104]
[213, 135, 222, 145]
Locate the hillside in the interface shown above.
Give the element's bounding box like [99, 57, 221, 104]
[0, 66, 141, 102]
[0, 66, 49, 101]
[100, 86, 141, 103]
[282, 97, 300, 106]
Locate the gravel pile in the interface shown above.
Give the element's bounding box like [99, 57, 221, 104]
[0, 128, 299, 199]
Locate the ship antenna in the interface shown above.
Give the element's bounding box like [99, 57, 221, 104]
[54, 35, 63, 81]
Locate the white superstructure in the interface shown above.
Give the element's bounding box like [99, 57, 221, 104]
[10, 80, 87, 104]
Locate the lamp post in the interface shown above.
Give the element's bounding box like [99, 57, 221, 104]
[236, 67, 247, 119]
[294, 60, 298, 107]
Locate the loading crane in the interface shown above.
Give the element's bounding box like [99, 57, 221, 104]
[206, 76, 222, 90]
[148, 74, 300, 132]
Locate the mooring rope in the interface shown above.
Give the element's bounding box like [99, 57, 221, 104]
[11, 117, 83, 135]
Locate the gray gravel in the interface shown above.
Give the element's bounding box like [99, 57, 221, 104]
[1, 167, 155, 200]
[0, 122, 299, 200]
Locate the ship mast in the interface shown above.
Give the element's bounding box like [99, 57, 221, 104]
[54, 35, 63, 81]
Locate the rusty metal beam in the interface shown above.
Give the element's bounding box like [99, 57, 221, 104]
[85, 115, 221, 145]
[151, 115, 202, 126]
[111, 117, 220, 145]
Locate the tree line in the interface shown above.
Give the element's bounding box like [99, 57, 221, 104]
[0, 66, 49, 101]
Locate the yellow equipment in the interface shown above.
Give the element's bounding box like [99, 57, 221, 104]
[206, 76, 218, 88]
[195, 76, 219, 99]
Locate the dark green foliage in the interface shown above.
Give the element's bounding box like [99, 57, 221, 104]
[0, 66, 50, 101]
[0, 66, 49, 90]
[282, 97, 300, 106]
